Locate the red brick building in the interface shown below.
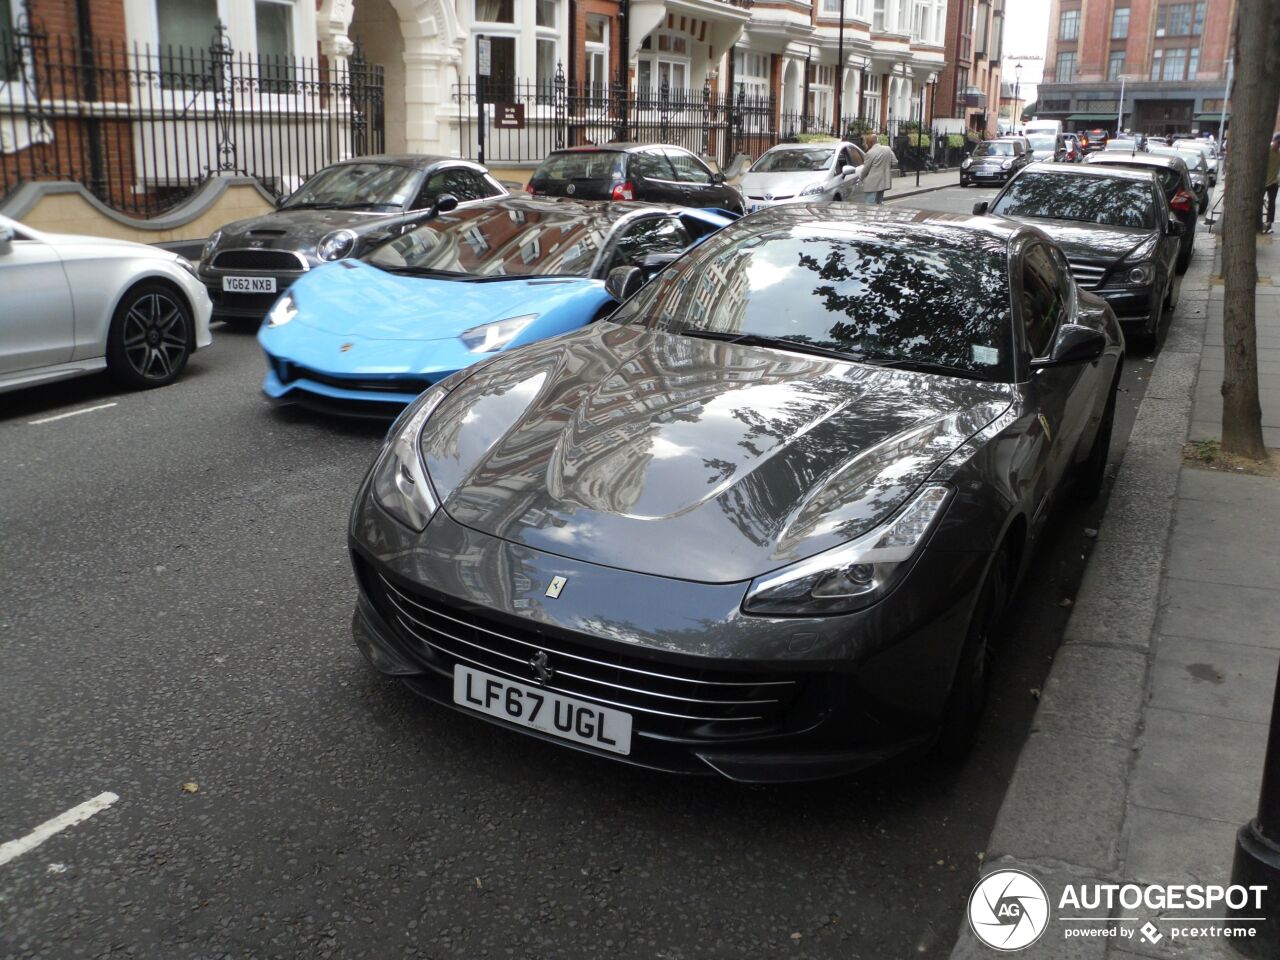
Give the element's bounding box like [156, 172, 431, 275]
[1035, 0, 1235, 137]
[935, 0, 1007, 138]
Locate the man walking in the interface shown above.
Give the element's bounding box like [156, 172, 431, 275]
[857, 133, 898, 205]
[1263, 133, 1280, 233]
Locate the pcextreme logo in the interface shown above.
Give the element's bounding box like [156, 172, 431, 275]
[968, 869, 1050, 951]
[966, 869, 1267, 952]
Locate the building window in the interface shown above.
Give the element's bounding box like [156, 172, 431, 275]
[637, 32, 690, 95]
[1188, 47, 1199, 79]
[1150, 49, 1162, 81]
[807, 63, 834, 122]
[535, 0, 556, 27]
[255, 0, 295, 92]
[1108, 52, 1125, 80]
[475, 0, 514, 23]
[1158, 3, 1194, 36]
[1162, 47, 1188, 80]
[1193, 2, 1206, 34]
[873, 0, 885, 32]
[1111, 7, 1129, 39]
[1059, 9, 1080, 41]
[733, 50, 769, 99]
[156, 0, 218, 87]
[863, 71, 882, 118]
[1055, 51, 1076, 83]
[585, 15, 609, 99]
[822, 0, 844, 14]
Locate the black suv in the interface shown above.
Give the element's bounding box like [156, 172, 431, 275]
[198, 156, 506, 329]
[527, 144, 744, 213]
[976, 164, 1182, 351]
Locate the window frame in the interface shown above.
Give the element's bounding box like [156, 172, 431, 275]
[1059, 8, 1080, 41]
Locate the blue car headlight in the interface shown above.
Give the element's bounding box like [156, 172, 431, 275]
[460, 314, 538, 353]
[266, 292, 298, 327]
[743, 484, 952, 616]
[371, 388, 448, 531]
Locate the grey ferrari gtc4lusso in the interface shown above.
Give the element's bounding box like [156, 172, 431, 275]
[346, 205, 1125, 782]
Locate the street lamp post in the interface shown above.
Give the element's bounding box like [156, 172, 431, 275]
[1218, 55, 1233, 143]
[1118, 74, 1127, 133]
[1014, 62, 1022, 132]
[802, 44, 813, 133]
[834, 0, 845, 136]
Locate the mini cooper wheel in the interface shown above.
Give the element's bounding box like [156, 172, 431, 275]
[106, 283, 193, 389]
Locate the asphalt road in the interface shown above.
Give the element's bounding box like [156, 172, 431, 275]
[0, 184, 1163, 960]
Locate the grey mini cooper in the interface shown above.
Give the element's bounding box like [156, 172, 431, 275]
[197, 155, 505, 329]
[347, 206, 1124, 782]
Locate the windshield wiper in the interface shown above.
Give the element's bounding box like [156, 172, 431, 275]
[680, 330, 866, 364]
[282, 201, 345, 210]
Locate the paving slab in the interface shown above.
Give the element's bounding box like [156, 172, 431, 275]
[1165, 498, 1280, 591]
[1161, 577, 1280, 649]
[1126, 707, 1265, 825]
[1034, 645, 1149, 744]
[1119, 805, 1239, 887]
[1149, 634, 1280, 724]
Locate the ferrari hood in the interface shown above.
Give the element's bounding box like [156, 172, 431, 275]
[421, 323, 1012, 583]
[287, 259, 594, 341]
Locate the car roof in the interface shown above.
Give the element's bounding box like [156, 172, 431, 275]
[762, 140, 856, 150]
[333, 154, 475, 169]
[1088, 152, 1183, 170]
[743, 202, 1036, 251]
[427, 194, 694, 230]
[552, 142, 695, 154]
[1016, 162, 1155, 183]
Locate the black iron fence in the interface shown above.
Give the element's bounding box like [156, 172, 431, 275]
[1, 17, 384, 218]
[456, 72, 782, 168]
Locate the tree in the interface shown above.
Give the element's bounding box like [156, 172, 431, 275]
[1220, 0, 1280, 459]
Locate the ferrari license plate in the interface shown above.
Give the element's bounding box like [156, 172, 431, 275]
[453, 665, 633, 755]
[222, 275, 276, 294]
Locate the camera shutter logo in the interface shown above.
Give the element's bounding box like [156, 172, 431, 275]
[967, 869, 1050, 951]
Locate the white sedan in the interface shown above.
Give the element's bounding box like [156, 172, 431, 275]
[739, 140, 865, 211]
[0, 214, 212, 395]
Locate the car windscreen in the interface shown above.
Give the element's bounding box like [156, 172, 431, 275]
[1095, 162, 1181, 195]
[365, 204, 606, 278]
[992, 172, 1157, 229]
[611, 224, 1013, 381]
[533, 151, 625, 181]
[974, 142, 1015, 157]
[1027, 137, 1056, 151]
[751, 149, 835, 172]
[283, 163, 418, 210]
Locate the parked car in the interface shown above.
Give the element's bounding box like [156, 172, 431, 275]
[1062, 133, 1085, 162]
[1173, 139, 1219, 185]
[960, 137, 1031, 186]
[976, 164, 1181, 351]
[739, 140, 865, 211]
[0, 214, 211, 394]
[347, 205, 1124, 780]
[1079, 128, 1111, 153]
[259, 197, 737, 417]
[1105, 134, 1148, 153]
[1151, 145, 1212, 212]
[198, 155, 506, 330]
[1086, 152, 1197, 273]
[526, 143, 745, 214]
[1026, 133, 1068, 163]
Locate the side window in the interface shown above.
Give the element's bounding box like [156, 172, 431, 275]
[666, 150, 712, 184]
[1021, 244, 1066, 357]
[413, 168, 492, 208]
[606, 217, 693, 271]
[837, 148, 854, 170]
[630, 151, 675, 181]
[412, 171, 447, 210]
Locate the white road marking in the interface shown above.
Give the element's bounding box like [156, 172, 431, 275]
[0, 792, 119, 866]
[27, 402, 118, 426]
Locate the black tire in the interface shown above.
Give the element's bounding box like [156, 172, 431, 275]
[1127, 295, 1161, 354]
[220, 316, 263, 333]
[1074, 375, 1119, 502]
[934, 549, 1010, 763]
[105, 282, 193, 389]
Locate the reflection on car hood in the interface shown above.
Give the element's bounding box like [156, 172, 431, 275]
[1000, 218, 1152, 263]
[287, 259, 593, 340]
[740, 171, 828, 196]
[216, 207, 394, 250]
[422, 322, 1012, 583]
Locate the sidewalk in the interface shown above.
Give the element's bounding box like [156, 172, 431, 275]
[951, 230, 1280, 959]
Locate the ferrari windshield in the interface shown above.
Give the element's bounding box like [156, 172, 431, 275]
[365, 202, 607, 278]
[283, 163, 418, 210]
[612, 223, 1013, 381]
[751, 148, 836, 173]
[992, 172, 1158, 229]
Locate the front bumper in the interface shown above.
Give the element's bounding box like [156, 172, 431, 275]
[347, 492, 990, 782]
[261, 364, 440, 419]
[198, 266, 307, 320]
[1092, 285, 1159, 328]
[961, 167, 1012, 185]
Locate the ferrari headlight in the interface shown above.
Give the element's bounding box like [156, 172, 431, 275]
[266, 292, 298, 327]
[743, 485, 952, 616]
[799, 181, 827, 197]
[460, 314, 538, 353]
[318, 229, 357, 262]
[200, 228, 222, 263]
[370, 388, 448, 531]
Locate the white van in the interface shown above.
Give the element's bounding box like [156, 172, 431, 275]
[1023, 119, 1064, 138]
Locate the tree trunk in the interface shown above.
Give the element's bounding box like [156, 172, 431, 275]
[1220, 0, 1280, 460]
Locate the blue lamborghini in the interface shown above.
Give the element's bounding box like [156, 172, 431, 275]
[257, 196, 736, 417]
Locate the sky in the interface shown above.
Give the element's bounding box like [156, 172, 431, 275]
[1001, 0, 1052, 99]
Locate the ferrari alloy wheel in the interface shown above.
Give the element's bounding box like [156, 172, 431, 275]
[107, 283, 193, 389]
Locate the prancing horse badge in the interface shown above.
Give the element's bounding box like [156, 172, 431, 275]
[545, 576, 568, 599]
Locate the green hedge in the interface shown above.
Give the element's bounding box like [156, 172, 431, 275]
[945, 134, 967, 148]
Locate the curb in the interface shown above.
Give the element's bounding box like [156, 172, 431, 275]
[948, 231, 1217, 959]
